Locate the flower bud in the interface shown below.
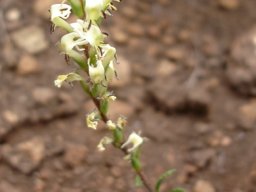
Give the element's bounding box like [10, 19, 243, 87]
[85, 0, 103, 21]
[86, 24, 106, 47]
[101, 44, 116, 66]
[88, 60, 105, 83]
[105, 61, 116, 82]
[86, 111, 99, 129]
[117, 116, 127, 129]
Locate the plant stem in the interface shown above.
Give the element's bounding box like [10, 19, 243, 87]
[91, 96, 109, 122]
[89, 93, 153, 192]
[136, 170, 154, 192]
[81, 45, 153, 192]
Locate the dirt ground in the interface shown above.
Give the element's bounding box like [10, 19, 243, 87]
[1, 0, 256, 191]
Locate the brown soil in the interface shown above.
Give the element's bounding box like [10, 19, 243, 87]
[1, 0, 256, 192]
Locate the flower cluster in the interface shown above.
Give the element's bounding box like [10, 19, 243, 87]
[50, 0, 144, 156]
[50, 1, 185, 192]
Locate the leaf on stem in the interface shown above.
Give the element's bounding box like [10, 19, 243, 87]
[170, 188, 185, 192]
[155, 169, 176, 192]
[131, 148, 142, 171]
[135, 175, 143, 187]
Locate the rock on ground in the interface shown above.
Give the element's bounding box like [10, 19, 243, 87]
[1, 137, 46, 174]
[238, 100, 256, 130]
[226, 26, 256, 96]
[32, 87, 56, 105]
[189, 149, 216, 169]
[194, 180, 215, 192]
[64, 143, 88, 168]
[1, 137, 64, 174]
[0, 181, 21, 192]
[148, 73, 211, 116]
[217, 0, 240, 10]
[17, 54, 41, 75]
[11, 25, 49, 54]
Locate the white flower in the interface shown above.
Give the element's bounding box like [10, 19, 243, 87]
[86, 111, 99, 129]
[106, 120, 116, 130]
[70, 19, 89, 37]
[50, 4, 72, 21]
[54, 75, 67, 88]
[97, 136, 113, 151]
[121, 132, 143, 153]
[60, 32, 87, 52]
[85, 0, 104, 21]
[101, 44, 116, 66]
[88, 60, 105, 83]
[54, 72, 83, 88]
[86, 24, 105, 47]
[105, 61, 116, 82]
[70, 20, 105, 49]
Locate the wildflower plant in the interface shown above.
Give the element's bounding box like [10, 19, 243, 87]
[50, 1, 184, 192]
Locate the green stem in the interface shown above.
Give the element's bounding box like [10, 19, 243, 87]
[80, 83, 153, 192]
[78, 36, 154, 192]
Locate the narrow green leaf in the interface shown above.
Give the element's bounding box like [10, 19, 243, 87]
[155, 169, 176, 192]
[80, 81, 90, 95]
[170, 188, 185, 192]
[135, 175, 143, 187]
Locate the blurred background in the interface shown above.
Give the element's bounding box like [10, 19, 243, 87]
[0, 0, 256, 191]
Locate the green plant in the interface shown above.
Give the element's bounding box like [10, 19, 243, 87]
[50, 1, 184, 191]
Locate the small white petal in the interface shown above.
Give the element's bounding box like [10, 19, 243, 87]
[88, 60, 105, 83]
[107, 120, 116, 130]
[85, 24, 105, 47]
[61, 32, 88, 53]
[105, 61, 116, 82]
[50, 4, 72, 21]
[101, 44, 116, 66]
[97, 136, 113, 151]
[54, 75, 68, 88]
[54, 73, 83, 88]
[71, 19, 89, 37]
[121, 132, 143, 153]
[86, 111, 99, 129]
[117, 116, 127, 129]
